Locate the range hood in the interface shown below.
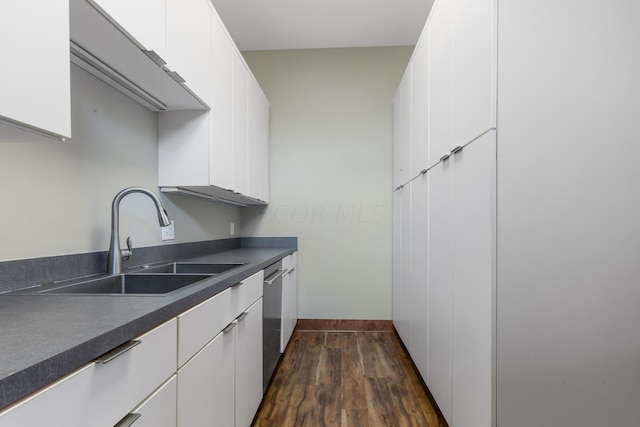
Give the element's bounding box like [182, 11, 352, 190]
[69, 0, 208, 112]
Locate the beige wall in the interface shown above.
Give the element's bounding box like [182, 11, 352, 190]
[242, 47, 412, 320]
[0, 64, 239, 262]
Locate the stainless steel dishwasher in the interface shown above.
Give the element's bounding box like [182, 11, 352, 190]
[263, 261, 285, 391]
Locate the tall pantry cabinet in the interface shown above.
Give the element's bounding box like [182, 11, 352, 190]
[393, 0, 496, 424]
[394, 0, 640, 426]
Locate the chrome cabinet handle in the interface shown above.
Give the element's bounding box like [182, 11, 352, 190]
[451, 145, 463, 154]
[231, 280, 244, 288]
[95, 340, 141, 364]
[237, 311, 249, 321]
[142, 50, 167, 67]
[114, 413, 141, 427]
[440, 153, 450, 162]
[223, 321, 238, 333]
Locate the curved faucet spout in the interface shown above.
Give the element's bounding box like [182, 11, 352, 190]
[107, 187, 171, 275]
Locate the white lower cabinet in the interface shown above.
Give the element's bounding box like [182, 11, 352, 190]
[0, 319, 177, 427]
[177, 270, 264, 427]
[0, 267, 274, 427]
[235, 299, 264, 427]
[178, 326, 236, 427]
[126, 375, 178, 427]
[281, 252, 298, 352]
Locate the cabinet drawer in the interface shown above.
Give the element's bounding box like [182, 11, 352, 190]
[178, 288, 233, 367]
[123, 375, 177, 427]
[230, 270, 264, 315]
[0, 319, 177, 427]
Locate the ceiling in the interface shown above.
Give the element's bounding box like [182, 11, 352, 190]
[208, 0, 435, 51]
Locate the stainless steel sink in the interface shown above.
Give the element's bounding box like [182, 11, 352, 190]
[37, 273, 212, 295]
[136, 262, 243, 275]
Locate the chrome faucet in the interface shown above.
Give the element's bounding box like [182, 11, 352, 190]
[107, 187, 171, 275]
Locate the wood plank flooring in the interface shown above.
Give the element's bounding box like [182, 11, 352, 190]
[253, 330, 446, 427]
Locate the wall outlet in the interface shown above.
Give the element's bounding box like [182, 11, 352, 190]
[162, 220, 175, 241]
[230, 222, 235, 236]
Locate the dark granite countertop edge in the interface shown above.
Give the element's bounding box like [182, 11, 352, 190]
[0, 243, 296, 411]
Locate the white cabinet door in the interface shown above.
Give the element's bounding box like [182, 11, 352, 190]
[452, 0, 496, 147]
[281, 253, 298, 352]
[393, 184, 412, 347]
[428, 0, 454, 166]
[0, 0, 71, 140]
[392, 188, 403, 334]
[129, 375, 177, 427]
[410, 172, 429, 381]
[177, 287, 233, 368]
[427, 158, 453, 425]
[232, 52, 249, 196]
[166, 0, 213, 106]
[451, 131, 495, 427]
[392, 65, 412, 188]
[210, 13, 235, 191]
[178, 328, 235, 427]
[392, 86, 403, 189]
[92, 0, 167, 60]
[411, 31, 430, 176]
[400, 64, 413, 184]
[236, 299, 263, 427]
[247, 74, 270, 202]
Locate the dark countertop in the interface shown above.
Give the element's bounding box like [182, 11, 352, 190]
[0, 246, 295, 411]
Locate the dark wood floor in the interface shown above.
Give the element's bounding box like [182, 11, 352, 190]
[253, 330, 445, 426]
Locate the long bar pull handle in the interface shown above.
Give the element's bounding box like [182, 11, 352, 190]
[143, 50, 167, 67]
[223, 321, 238, 334]
[264, 269, 286, 285]
[114, 413, 141, 427]
[95, 340, 141, 364]
[237, 311, 250, 321]
[451, 145, 464, 154]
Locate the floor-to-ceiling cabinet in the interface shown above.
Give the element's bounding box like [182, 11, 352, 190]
[395, 0, 640, 426]
[392, 0, 496, 425]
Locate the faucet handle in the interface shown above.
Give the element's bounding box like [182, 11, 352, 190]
[122, 236, 133, 261]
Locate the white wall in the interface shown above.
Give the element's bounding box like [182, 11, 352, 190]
[0, 64, 239, 262]
[241, 47, 413, 320]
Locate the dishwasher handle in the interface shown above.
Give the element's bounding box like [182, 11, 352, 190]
[264, 269, 286, 285]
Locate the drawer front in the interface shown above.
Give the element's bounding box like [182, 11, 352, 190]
[125, 375, 177, 427]
[230, 270, 264, 316]
[0, 319, 177, 427]
[178, 287, 233, 367]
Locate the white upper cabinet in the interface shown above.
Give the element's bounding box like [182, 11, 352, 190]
[392, 65, 413, 188]
[70, 0, 206, 111]
[232, 53, 249, 196]
[157, 5, 269, 205]
[452, 0, 497, 146]
[210, 13, 235, 191]
[166, 0, 213, 107]
[427, 0, 454, 165]
[92, 0, 167, 60]
[410, 30, 430, 176]
[248, 73, 270, 203]
[392, 86, 403, 189]
[0, 0, 71, 140]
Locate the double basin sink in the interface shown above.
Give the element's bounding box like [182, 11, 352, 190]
[18, 263, 243, 296]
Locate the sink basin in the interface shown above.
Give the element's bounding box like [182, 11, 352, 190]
[38, 273, 211, 295]
[137, 262, 243, 275]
